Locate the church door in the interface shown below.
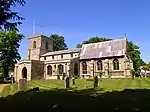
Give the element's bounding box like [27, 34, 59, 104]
[22, 67, 27, 79]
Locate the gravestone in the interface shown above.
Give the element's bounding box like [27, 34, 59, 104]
[65, 76, 70, 89]
[57, 74, 60, 80]
[94, 75, 98, 88]
[62, 73, 66, 80]
[72, 76, 75, 85]
[18, 78, 27, 91]
[11, 75, 15, 83]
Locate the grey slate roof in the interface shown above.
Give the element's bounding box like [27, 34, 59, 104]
[80, 38, 127, 59]
[41, 48, 81, 56]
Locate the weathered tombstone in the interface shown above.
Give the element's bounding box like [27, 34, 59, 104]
[94, 75, 98, 88]
[57, 74, 60, 80]
[18, 78, 27, 91]
[62, 73, 65, 80]
[11, 75, 15, 84]
[72, 76, 75, 85]
[65, 76, 70, 89]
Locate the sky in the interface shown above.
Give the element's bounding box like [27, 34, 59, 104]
[15, 0, 150, 62]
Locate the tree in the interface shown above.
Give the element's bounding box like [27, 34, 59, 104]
[0, 31, 24, 77]
[50, 34, 68, 51]
[0, 0, 26, 31]
[77, 36, 144, 71]
[77, 37, 112, 48]
[127, 41, 145, 71]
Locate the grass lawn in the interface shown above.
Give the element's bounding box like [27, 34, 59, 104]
[0, 78, 150, 111]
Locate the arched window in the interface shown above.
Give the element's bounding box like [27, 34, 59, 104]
[47, 65, 52, 75]
[45, 42, 48, 50]
[58, 64, 64, 74]
[74, 63, 78, 76]
[33, 41, 36, 48]
[97, 60, 103, 70]
[113, 59, 119, 70]
[82, 61, 87, 74]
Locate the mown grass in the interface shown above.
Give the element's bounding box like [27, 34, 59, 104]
[1, 78, 150, 97]
[1, 78, 150, 111]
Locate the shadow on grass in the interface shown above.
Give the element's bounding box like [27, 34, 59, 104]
[0, 88, 150, 112]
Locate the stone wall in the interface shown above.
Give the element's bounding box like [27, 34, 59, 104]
[28, 35, 53, 60]
[45, 63, 68, 79]
[44, 58, 80, 79]
[28, 36, 42, 60]
[79, 56, 133, 78]
[31, 60, 44, 80]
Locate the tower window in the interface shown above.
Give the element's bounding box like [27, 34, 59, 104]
[33, 41, 36, 48]
[45, 42, 48, 50]
[44, 57, 46, 60]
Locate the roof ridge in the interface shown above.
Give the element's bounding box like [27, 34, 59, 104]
[82, 38, 125, 46]
[41, 48, 81, 56]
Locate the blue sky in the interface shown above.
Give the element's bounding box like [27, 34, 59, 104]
[15, 0, 149, 62]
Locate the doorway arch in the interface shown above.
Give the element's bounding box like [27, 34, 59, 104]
[74, 63, 78, 76]
[22, 67, 27, 79]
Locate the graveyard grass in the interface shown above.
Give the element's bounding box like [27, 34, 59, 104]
[1, 78, 150, 111]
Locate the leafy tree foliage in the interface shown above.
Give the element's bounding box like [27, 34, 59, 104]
[0, 31, 24, 77]
[50, 34, 68, 51]
[77, 37, 112, 48]
[142, 65, 149, 71]
[142, 64, 150, 71]
[127, 41, 145, 71]
[0, 0, 26, 31]
[77, 36, 144, 71]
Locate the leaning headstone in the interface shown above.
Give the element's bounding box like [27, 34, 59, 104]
[18, 78, 27, 91]
[57, 74, 60, 80]
[65, 76, 70, 89]
[94, 75, 98, 88]
[62, 73, 66, 80]
[72, 76, 75, 85]
[11, 75, 15, 84]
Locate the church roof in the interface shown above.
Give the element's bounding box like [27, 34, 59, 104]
[80, 38, 127, 59]
[41, 48, 81, 56]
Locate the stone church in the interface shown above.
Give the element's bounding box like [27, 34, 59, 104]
[14, 34, 133, 81]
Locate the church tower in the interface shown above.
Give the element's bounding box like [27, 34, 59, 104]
[27, 34, 53, 60]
